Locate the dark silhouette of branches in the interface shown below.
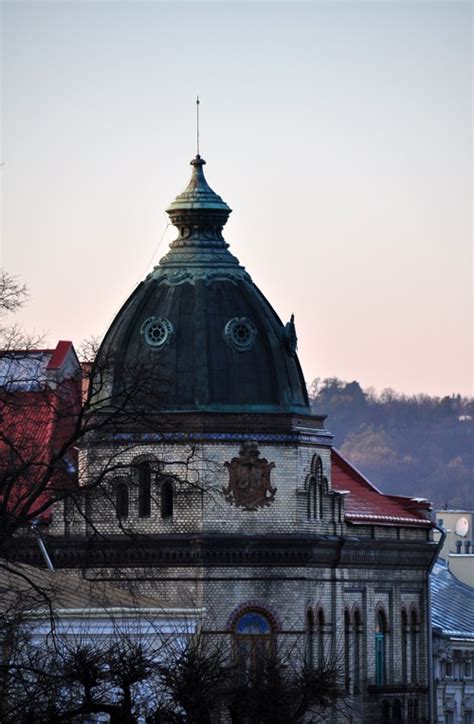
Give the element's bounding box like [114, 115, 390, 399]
[1, 619, 348, 724]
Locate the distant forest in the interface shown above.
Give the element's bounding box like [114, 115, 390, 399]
[309, 378, 473, 511]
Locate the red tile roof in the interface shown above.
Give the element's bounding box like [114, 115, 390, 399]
[331, 448, 432, 528]
[0, 389, 79, 523]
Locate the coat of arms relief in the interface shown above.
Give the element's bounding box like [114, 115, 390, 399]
[223, 441, 276, 511]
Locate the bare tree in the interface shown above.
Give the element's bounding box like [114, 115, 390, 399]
[1, 616, 347, 724]
[0, 274, 216, 555]
[0, 270, 28, 317]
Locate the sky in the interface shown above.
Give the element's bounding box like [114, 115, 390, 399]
[0, 1, 472, 397]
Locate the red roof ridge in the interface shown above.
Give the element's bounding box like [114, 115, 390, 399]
[332, 447, 384, 495]
[47, 341, 75, 370]
[331, 448, 433, 527]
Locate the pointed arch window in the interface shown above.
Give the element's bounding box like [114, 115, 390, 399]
[308, 479, 317, 519]
[375, 609, 387, 686]
[316, 457, 324, 519]
[353, 608, 362, 693]
[305, 609, 314, 669]
[381, 699, 390, 722]
[392, 698, 403, 722]
[116, 483, 129, 519]
[317, 608, 325, 667]
[344, 609, 351, 691]
[401, 609, 408, 683]
[410, 609, 418, 683]
[307, 455, 324, 520]
[137, 462, 151, 518]
[160, 478, 174, 519]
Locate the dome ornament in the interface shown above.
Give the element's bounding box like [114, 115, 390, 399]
[224, 317, 257, 352]
[284, 314, 298, 356]
[140, 317, 174, 349]
[196, 94, 200, 156]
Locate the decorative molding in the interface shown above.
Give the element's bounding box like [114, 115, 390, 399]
[225, 600, 282, 632]
[107, 431, 332, 445]
[9, 534, 436, 573]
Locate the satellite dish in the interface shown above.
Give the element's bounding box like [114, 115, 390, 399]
[455, 517, 469, 538]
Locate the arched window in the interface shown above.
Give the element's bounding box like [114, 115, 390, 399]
[305, 609, 314, 669]
[408, 699, 418, 721]
[233, 610, 274, 677]
[401, 609, 408, 683]
[375, 610, 387, 686]
[137, 462, 151, 518]
[344, 609, 351, 691]
[308, 480, 317, 519]
[353, 608, 362, 693]
[317, 608, 325, 667]
[116, 483, 129, 518]
[160, 479, 173, 519]
[316, 457, 324, 519]
[307, 455, 324, 520]
[392, 698, 402, 722]
[410, 609, 418, 683]
[381, 699, 390, 722]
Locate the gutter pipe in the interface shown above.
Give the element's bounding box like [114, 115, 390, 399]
[31, 520, 55, 572]
[427, 524, 446, 724]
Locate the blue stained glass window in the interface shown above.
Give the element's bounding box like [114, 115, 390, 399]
[235, 612, 272, 635]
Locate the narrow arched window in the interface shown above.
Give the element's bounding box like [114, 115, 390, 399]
[307, 455, 324, 520]
[305, 610, 314, 669]
[410, 610, 418, 683]
[381, 699, 390, 722]
[116, 483, 129, 518]
[317, 608, 325, 667]
[307, 480, 317, 519]
[401, 609, 408, 683]
[137, 462, 151, 518]
[392, 698, 402, 722]
[344, 609, 351, 691]
[353, 609, 362, 693]
[160, 479, 173, 519]
[375, 610, 387, 685]
[316, 457, 324, 519]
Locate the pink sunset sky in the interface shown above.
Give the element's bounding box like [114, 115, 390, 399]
[0, 1, 472, 397]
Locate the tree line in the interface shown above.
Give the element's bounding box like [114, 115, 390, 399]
[309, 378, 473, 510]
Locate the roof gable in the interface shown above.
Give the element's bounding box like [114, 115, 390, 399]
[331, 448, 432, 528]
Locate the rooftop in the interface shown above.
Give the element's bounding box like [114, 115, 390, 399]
[332, 448, 433, 528]
[431, 559, 474, 639]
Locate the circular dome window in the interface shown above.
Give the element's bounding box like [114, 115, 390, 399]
[140, 317, 174, 349]
[224, 317, 257, 352]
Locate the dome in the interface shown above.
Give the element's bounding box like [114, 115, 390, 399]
[96, 156, 309, 414]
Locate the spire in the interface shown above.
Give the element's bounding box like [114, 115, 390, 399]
[165, 155, 232, 249]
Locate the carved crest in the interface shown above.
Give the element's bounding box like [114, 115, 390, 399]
[223, 441, 276, 511]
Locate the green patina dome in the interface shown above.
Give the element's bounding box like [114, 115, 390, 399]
[96, 156, 309, 414]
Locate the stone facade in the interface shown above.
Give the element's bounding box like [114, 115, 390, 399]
[19, 415, 437, 723]
[14, 154, 440, 722]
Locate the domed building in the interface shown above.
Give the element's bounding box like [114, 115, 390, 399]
[41, 155, 438, 721]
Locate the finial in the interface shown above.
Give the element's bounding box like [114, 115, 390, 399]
[196, 95, 200, 156]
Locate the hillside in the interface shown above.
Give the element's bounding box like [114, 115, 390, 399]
[309, 379, 473, 511]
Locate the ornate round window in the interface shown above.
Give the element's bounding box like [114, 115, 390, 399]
[224, 317, 257, 352]
[140, 317, 174, 349]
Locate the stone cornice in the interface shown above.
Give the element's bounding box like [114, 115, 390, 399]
[9, 533, 438, 572]
[85, 411, 331, 446]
